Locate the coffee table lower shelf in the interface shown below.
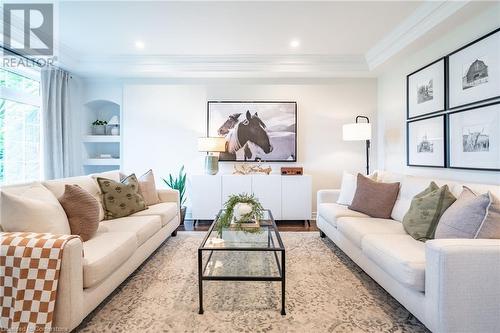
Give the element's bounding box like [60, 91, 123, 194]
[197, 248, 286, 315]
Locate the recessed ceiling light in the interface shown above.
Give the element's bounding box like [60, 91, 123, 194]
[290, 39, 300, 48]
[135, 41, 145, 49]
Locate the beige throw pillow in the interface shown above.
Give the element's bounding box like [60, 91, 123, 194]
[59, 184, 100, 241]
[138, 169, 160, 206]
[337, 171, 377, 206]
[1, 184, 70, 234]
[349, 173, 400, 219]
[97, 174, 147, 220]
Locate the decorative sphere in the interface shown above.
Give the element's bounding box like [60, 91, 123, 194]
[233, 203, 253, 221]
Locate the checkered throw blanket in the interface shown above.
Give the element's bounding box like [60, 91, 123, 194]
[0, 232, 80, 333]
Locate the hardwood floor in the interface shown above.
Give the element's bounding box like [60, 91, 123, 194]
[177, 219, 319, 232]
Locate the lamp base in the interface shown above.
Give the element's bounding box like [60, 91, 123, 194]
[204, 155, 219, 175]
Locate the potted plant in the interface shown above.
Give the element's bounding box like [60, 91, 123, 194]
[92, 119, 108, 135]
[163, 166, 187, 224]
[216, 193, 264, 235]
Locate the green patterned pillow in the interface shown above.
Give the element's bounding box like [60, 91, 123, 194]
[96, 174, 147, 220]
[402, 182, 456, 242]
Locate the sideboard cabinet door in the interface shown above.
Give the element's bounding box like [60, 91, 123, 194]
[221, 175, 252, 203]
[190, 175, 222, 220]
[252, 175, 282, 220]
[281, 175, 312, 220]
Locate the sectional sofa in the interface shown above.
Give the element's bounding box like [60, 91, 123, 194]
[0, 171, 180, 331]
[317, 170, 500, 333]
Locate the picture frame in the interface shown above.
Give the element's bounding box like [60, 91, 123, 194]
[406, 58, 446, 119]
[447, 28, 500, 110]
[447, 101, 500, 171]
[207, 101, 297, 162]
[407, 114, 446, 168]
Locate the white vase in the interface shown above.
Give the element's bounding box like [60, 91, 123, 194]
[233, 203, 253, 222]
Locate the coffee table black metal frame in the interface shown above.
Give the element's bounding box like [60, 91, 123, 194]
[198, 209, 286, 315]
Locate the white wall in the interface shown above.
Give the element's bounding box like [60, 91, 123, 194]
[377, 4, 500, 185]
[122, 79, 377, 212]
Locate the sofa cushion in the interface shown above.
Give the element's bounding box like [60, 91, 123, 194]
[99, 215, 162, 246]
[337, 217, 407, 248]
[0, 182, 70, 234]
[138, 169, 160, 206]
[43, 176, 107, 221]
[318, 203, 369, 227]
[402, 182, 456, 242]
[349, 174, 400, 219]
[59, 184, 100, 241]
[97, 174, 147, 220]
[337, 172, 377, 205]
[362, 234, 425, 292]
[131, 202, 178, 226]
[435, 187, 491, 239]
[82, 231, 137, 288]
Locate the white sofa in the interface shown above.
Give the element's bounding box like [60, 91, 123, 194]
[0, 171, 180, 331]
[317, 170, 500, 333]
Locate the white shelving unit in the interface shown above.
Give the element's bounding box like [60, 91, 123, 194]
[83, 135, 121, 143]
[82, 99, 121, 174]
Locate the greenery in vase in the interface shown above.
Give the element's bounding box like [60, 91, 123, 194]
[92, 119, 108, 126]
[162, 165, 187, 206]
[216, 193, 264, 235]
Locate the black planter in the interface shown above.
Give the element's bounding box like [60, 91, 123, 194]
[180, 206, 187, 225]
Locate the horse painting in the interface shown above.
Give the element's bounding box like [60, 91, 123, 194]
[221, 111, 273, 161]
[208, 101, 297, 161]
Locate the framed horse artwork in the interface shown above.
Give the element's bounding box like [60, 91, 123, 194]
[207, 101, 297, 162]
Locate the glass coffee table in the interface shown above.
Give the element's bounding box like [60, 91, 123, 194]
[198, 209, 286, 315]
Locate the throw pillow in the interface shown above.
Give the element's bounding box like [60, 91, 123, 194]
[337, 171, 377, 205]
[402, 182, 456, 242]
[476, 193, 500, 239]
[96, 174, 147, 220]
[138, 169, 160, 206]
[435, 187, 490, 239]
[59, 184, 100, 241]
[1, 184, 70, 234]
[348, 173, 400, 219]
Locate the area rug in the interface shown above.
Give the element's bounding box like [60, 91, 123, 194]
[75, 232, 428, 332]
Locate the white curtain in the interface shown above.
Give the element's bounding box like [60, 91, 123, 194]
[41, 67, 72, 179]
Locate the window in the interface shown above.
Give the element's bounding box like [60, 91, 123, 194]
[0, 65, 42, 185]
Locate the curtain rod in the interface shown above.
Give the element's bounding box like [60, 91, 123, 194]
[0, 45, 43, 67]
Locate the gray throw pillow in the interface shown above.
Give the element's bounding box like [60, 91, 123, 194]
[435, 187, 490, 239]
[476, 193, 500, 239]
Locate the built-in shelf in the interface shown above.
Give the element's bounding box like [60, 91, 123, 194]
[84, 158, 121, 166]
[83, 135, 121, 143]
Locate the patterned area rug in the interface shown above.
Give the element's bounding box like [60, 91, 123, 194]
[75, 232, 428, 332]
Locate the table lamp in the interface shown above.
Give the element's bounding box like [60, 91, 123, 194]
[342, 115, 372, 175]
[198, 137, 226, 175]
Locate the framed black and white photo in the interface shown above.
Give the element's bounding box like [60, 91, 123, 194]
[448, 28, 500, 109]
[207, 101, 297, 162]
[407, 58, 446, 119]
[447, 102, 500, 171]
[407, 114, 446, 167]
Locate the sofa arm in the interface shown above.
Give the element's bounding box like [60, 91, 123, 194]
[317, 189, 340, 205]
[425, 239, 500, 333]
[53, 237, 84, 331]
[157, 188, 180, 206]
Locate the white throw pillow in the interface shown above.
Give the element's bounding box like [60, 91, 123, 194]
[337, 171, 377, 206]
[1, 184, 70, 234]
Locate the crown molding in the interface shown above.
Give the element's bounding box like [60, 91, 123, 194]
[365, 0, 469, 70]
[61, 54, 372, 78]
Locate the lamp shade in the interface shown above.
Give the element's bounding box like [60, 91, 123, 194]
[198, 137, 226, 152]
[342, 123, 372, 141]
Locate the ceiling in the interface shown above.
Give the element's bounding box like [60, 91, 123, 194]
[47, 1, 492, 78]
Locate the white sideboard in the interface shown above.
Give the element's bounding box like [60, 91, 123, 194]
[190, 174, 312, 221]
